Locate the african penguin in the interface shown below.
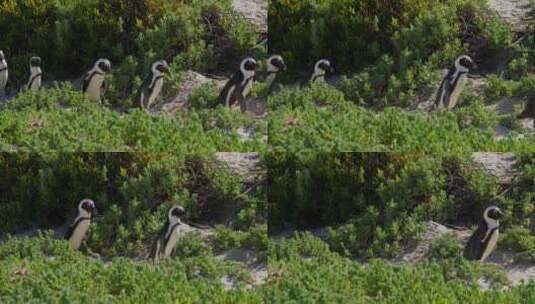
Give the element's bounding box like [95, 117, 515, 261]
[149, 205, 186, 265]
[83, 58, 111, 104]
[260, 55, 287, 94]
[25, 56, 42, 91]
[138, 60, 170, 112]
[65, 199, 97, 250]
[0, 50, 8, 97]
[464, 206, 503, 262]
[435, 55, 474, 109]
[218, 57, 257, 113]
[309, 59, 333, 84]
[517, 95, 535, 128]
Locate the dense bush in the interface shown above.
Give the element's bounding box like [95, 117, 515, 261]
[269, 0, 517, 106]
[0, 234, 261, 303]
[0, 0, 263, 101]
[268, 153, 534, 258]
[0, 85, 266, 152]
[0, 153, 267, 257]
[267, 234, 534, 303]
[268, 84, 534, 153]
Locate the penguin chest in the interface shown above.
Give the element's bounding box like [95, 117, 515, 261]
[241, 78, 253, 99]
[0, 69, 7, 89]
[147, 78, 164, 108]
[163, 225, 184, 258]
[29, 75, 42, 91]
[69, 219, 91, 250]
[265, 73, 277, 89]
[86, 75, 105, 102]
[481, 229, 499, 262]
[447, 74, 467, 109]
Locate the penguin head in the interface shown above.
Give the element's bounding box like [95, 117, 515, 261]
[314, 59, 334, 75]
[455, 55, 474, 72]
[168, 205, 186, 221]
[30, 57, 42, 67]
[152, 60, 170, 76]
[0, 51, 5, 61]
[267, 55, 287, 73]
[484, 206, 503, 221]
[78, 199, 97, 216]
[95, 59, 112, 73]
[240, 57, 258, 76]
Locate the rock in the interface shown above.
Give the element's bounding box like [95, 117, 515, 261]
[215, 152, 263, 183]
[471, 152, 518, 184]
[395, 221, 470, 264]
[157, 71, 226, 115]
[232, 0, 267, 34]
[488, 0, 533, 32]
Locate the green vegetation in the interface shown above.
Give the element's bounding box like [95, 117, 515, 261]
[268, 153, 534, 259]
[0, 153, 267, 258]
[268, 0, 535, 152]
[0, 234, 263, 303]
[267, 233, 535, 303]
[0, 85, 265, 152]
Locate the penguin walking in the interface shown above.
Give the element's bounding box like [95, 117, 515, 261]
[309, 59, 334, 84]
[517, 95, 535, 128]
[0, 50, 8, 97]
[149, 205, 186, 265]
[435, 55, 474, 109]
[138, 60, 170, 112]
[464, 206, 503, 262]
[65, 199, 97, 250]
[218, 57, 257, 113]
[257, 55, 286, 94]
[83, 59, 111, 104]
[25, 56, 42, 92]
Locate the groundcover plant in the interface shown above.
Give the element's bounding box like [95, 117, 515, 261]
[0, 0, 534, 303]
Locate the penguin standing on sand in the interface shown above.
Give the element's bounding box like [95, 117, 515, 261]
[258, 55, 286, 94]
[464, 206, 503, 262]
[309, 59, 334, 84]
[83, 59, 111, 104]
[149, 205, 186, 265]
[65, 199, 97, 250]
[517, 95, 535, 128]
[435, 55, 474, 109]
[138, 60, 170, 112]
[219, 57, 257, 113]
[25, 57, 43, 91]
[0, 51, 8, 97]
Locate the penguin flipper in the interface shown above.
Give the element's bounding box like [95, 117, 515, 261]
[518, 99, 535, 119]
[463, 223, 486, 260]
[82, 72, 92, 93]
[219, 72, 242, 107]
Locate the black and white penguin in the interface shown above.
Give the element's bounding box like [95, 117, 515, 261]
[0, 50, 8, 97]
[25, 56, 42, 91]
[517, 96, 535, 128]
[149, 205, 186, 265]
[83, 58, 111, 104]
[258, 55, 286, 94]
[65, 199, 97, 250]
[435, 55, 474, 109]
[309, 59, 334, 84]
[138, 60, 170, 112]
[218, 57, 257, 112]
[464, 205, 503, 262]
